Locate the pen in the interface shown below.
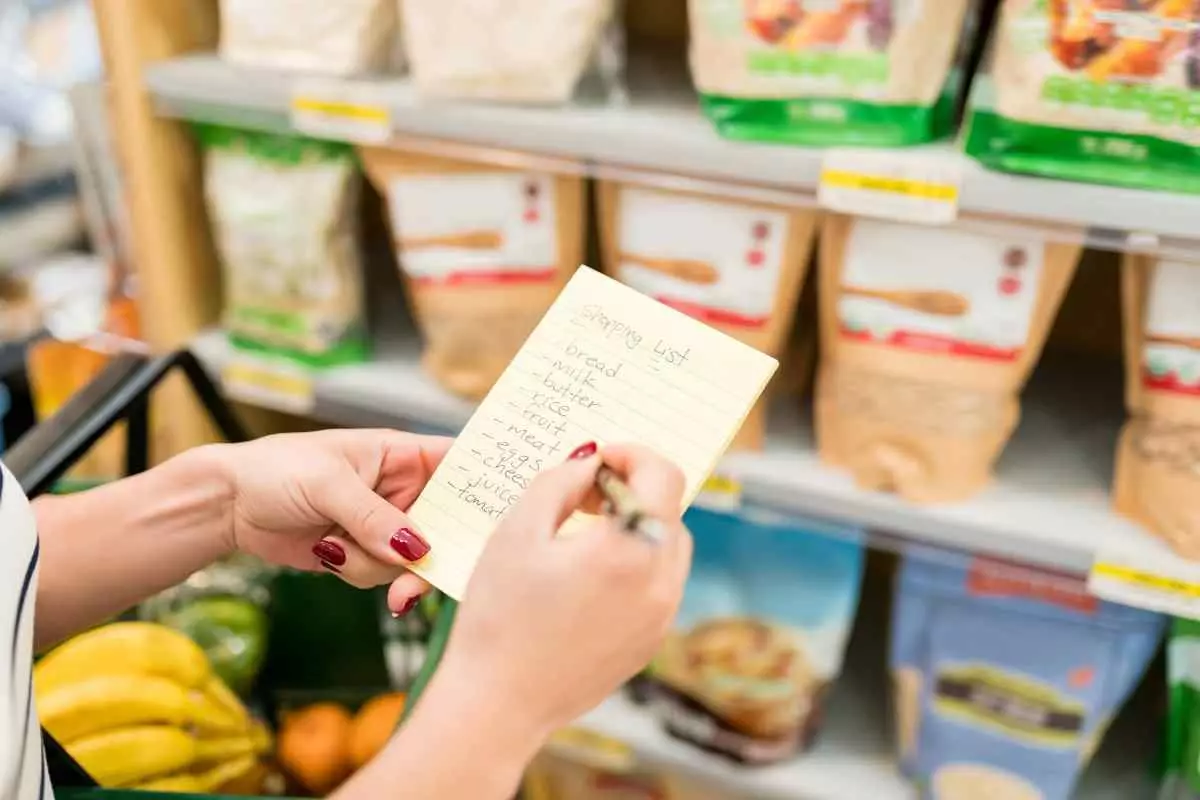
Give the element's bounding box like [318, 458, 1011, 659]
[595, 464, 666, 545]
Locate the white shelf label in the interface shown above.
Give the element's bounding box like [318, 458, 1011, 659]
[818, 147, 962, 225]
[290, 77, 392, 144]
[1089, 544, 1200, 620]
[221, 353, 314, 416]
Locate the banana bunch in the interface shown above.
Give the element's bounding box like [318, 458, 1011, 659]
[35, 621, 272, 792]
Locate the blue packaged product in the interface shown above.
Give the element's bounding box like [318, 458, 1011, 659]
[641, 505, 866, 765]
[891, 547, 1165, 800]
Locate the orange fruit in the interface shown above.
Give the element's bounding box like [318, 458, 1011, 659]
[349, 693, 407, 768]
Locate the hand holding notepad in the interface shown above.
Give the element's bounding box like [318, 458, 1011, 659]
[407, 266, 778, 599]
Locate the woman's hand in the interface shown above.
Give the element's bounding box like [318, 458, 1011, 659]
[212, 429, 451, 612]
[423, 442, 692, 741]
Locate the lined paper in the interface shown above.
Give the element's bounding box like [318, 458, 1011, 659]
[407, 266, 779, 599]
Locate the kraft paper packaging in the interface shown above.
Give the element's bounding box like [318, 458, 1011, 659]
[816, 214, 1080, 502]
[360, 146, 585, 400]
[598, 180, 816, 451]
[1114, 255, 1200, 558]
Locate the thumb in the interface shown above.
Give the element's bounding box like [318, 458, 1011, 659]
[503, 445, 602, 541]
[309, 466, 431, 566]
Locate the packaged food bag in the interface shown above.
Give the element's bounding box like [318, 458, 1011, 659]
[1165, 618, 1200, 800]
[1114, 255, 1200, 558]
[816, 215, 1080, 502]
[360, 146, 585, 399]
[530, 750, 737, 800]
[401, 0, 622, 103]
[688, 0, 977, 146]
[966, 0, 1200, 193]
[218, 0, 399, 75]
[201, 125, 368, 366]
[597, 180, 817, 450]
[639, 506, 865, 765]
[891, 548, 1165, 800]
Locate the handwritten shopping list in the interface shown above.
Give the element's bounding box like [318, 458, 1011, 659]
[407, 266, 779, 599]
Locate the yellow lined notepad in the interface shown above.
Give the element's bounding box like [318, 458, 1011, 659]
[407, 266, 779, 599]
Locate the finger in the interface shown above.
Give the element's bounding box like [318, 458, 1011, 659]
[375, 432, 455, 507]
[502, 441, 603, 541]
[307, 466, 432, 567]
[387, 573, 432, 617]
[311, 534, 405, 590]
[600, 443, 687, 519]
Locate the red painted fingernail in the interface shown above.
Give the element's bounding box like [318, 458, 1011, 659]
[568, 441, 597, 460]
[319, 560, 341, 574]
[312, 539, 347, 567]
[392, 595, 420, 618]
[390, 528, 430, 561]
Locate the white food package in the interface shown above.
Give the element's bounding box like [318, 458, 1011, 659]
[401, 0, 620, 103]
[218, 0, 400, 75]
[202, 131, 365, 360]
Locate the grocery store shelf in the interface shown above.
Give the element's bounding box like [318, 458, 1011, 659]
[560, 577, 1157, 800]
[146, 53, 1200, 245]
[192, 327, 1187, 580]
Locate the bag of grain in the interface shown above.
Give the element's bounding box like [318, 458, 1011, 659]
[598, 179, 816, 450]
[966, 0, 1200, 193]
[218, 0, 399, 75]
[401, 0, 622, 104]
[816, 215, 1079, 502]
[1114, 255, 1200, 558]
[200, 125, 368, 365]
[688, 0, 978, 145]
[360, 145, 585, 399]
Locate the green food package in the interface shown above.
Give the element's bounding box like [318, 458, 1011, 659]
[196, 123, 369, 366]
[1167, 618, 1200, 799]
[965, 0, 1200, 193]
[688, 0, 977, 146]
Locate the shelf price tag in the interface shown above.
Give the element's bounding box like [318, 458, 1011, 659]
[693, 470, 743, 512]
[1089, 545, 1200, 620]
[290, 77, 392, 144]
[221, 353, 315, 416]
[818, 147, 962, 225]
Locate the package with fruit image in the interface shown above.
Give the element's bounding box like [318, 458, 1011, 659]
[1114, 255, 1200, 558]
[597, 179, 816, 450]
[637, 506, 865, 765]
[360, 145, 585, 399]
[966, 0, 1200, 193]
[816, 215, 1080, 502]
[688, 0, 978, 145]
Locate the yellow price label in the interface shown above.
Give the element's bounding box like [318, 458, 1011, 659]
[291, 97, 389, 124]
[820, 169, 959, 202]
[289, 80, 393, 144]
[1091, 562, 1200, 598]
[693, 472, 743, 512]
[818, 147, 962, 224]
[221, 359, 314, 415]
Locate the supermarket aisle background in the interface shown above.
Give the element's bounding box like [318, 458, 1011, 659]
[10, 0, 1200, 798]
